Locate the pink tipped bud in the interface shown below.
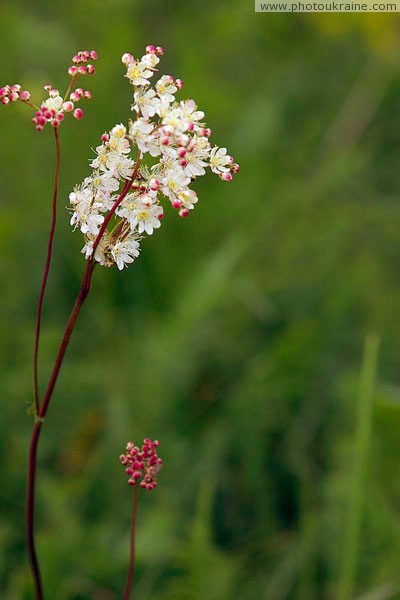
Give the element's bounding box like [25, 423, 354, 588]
[101, 132, 109, 142]
[84, 90, 92, 99]
[56, 112, 65, 121]
[49, 88, 59, 98]
[32, 117, 38, 124]
[156, 46, 164, 55]
[140, 481, 147, 488]
[160, 136, 169, 146]
[38, 116, 46, 126]
[52, 119, 60, 127]
[0, 86, 10, 98]
[90, 50, 98, 60]
[146, 44, 157, 54]
[11, 84, 21, 93]
[78, 65, 87, 75]
[187, 122, 194, 131]
[179, 158, 187, 167]
[133, 471, 141, 479]
[122, 52, 134, 65]
[220, 172, 232, 181]
[87, 64, 95, 74]
[172, 199, 182, 209]
[128, 478, 136, 486]
[231, 163, 240, 174]
[204, 127, 212, 137]
[75, 87, 84, 96]
[73, 107, 83, 119]
[226, 155, 234, 164]
[175, 78, 183, 89]
[44, 110, 52, 119]
[68, 65, 78, 76]
[148, 178, 160, 191]
[20, 90, 31, 101]
[139, 184, 147, 192]
[63, 101, 74, 112]
[35, 124, 43, 132]
[178, 147, 187, 157]
[72, 55, 80, 64]
[43, 84, 52, 92]
[70, 92, 80, 102]
[179, 208, 190, 217]
[125, 468, 134, 475]
[9, 92, 19, 102]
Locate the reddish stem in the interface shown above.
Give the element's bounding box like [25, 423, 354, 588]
[33, 126, 61, 414]
[124, 486, 139, 600]
[26, 158, 141, 599]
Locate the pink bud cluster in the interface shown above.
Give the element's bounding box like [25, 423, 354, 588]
[0, 84, 31, 106]
[68, 49, 98, 77]
[120, 438, 162, 490]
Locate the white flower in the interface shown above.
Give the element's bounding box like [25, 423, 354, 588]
[209, 146, 231, 175]
[44, 95, 63, 112]
[177, 188, 198, 210]
[126, 59, 154, 86]
[180, 99, 204, 125]
[161, 168, 191, 200]
[156, 75, 177, 103]
[141, 53, 160, 69]
[133, 88, 159, 119]
[111, 237, 140, 270]
[106, 152, 135, 179]
[130, 203, 163, 235]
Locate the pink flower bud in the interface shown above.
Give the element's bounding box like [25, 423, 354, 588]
[20, 90, 31, 101]
[84, 90, 92, 99]
[63, 101, 74, 113]
[101, 132, 109, 142]
[11, 84, 21, 93]
[220, 172, 232, 181]
[44, 110, 52, 119]
[9, 92, 19, 102]
[179, 158, 187, 166]
[68, 65, 78, 76]
[187, 122, 194, 131]
[156, 46, 164, 55]
[73, 107, 83, 119]
[52, 119, 60, 127]
[0, 86, 10, 98]
[175, 78, 183, 89]
[231, 163, 240, 173]
[172, 199, 182, 209]
[78, 65, 87, 75]
[87, 64, 95, 74]
[49, 88, 59, 98]
[43, 84, 52, 92]
[57, 112, 65, 121]
[148, 178, 160, 191]
[146, 45, 157, 54]
[70, 92, 80, 102]
[178, 147, 187, 157]
[38, 116, 46, 126]
[72, 55, 80, 64]
[179, 208, 190, 217]
[35, 124, 43, 132]
[90, 50, 98, 60]
[160, 136, 169, 146]
[32, 117, 38, 124]
[122, 53, 134, 65]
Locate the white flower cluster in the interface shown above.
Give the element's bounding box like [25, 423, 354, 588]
[68, 44, 239, 270]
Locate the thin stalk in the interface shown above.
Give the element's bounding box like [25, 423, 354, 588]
[33, 126, 61, 414]
[338, 334, 380, 600]
[124, 486, 139, 600]
[26, 160, 141, 599]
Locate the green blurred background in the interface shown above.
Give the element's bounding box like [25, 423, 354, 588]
[2, 3, 400, 599]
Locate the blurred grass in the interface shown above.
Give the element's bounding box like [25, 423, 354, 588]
[2, 2, 400, 599]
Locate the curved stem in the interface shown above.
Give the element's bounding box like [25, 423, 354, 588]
[124, 486, 139, 600]
[26, 162, 140, 599]
[33, 126, 61, 415]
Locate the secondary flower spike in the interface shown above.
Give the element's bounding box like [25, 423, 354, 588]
[120, 438, 162, 490]
[0, 49, 97, 131]
[68, 44, 240, 270]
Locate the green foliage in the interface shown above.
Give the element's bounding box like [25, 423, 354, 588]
[2, 2, 400, 598]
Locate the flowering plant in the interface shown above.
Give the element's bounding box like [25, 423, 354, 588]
[1, 44, 238, 599]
